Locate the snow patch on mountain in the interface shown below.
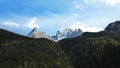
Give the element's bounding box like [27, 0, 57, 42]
[51, 28, 83, 41]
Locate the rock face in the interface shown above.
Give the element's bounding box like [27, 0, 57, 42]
[51, 28, 83, 41]
[28, 27, 50, 39]
[105, 21, 120, 35]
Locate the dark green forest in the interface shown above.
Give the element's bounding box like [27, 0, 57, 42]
[58, 31, 120, 68]
[0, 29, 73, 68]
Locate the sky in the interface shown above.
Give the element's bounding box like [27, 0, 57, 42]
[0, 0, 120, 36]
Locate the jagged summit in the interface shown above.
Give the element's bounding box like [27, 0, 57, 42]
[32, 27, 38, 32]
[28, 27, 50, 39]
[51, 28, 83, 41]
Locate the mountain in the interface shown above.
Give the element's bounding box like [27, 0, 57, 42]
[58, 31, 120, 68]
[28, 27, 50, 39]
[58, 21, 120, 68]
[1, 20, 120, 68]
[0, 29, 73, 68]
[51, 28, 83, 41]
[105, 21, 120, 36]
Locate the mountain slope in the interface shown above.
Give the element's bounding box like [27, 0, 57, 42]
[58, 31, 120, 68]
[51, 28, 83, 41]
[58, 21, 120, 68]
[105, 21, 120, 36]
[0, 29, 73, 68]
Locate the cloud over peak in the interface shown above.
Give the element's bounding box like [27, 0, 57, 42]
[24, 17, 40, 29]
[70, 22, 103, 32]
[1, 17, 40, 29]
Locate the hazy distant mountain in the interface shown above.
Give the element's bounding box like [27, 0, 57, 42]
[28, 27, 50, 39]
[51, 28, 83, 41]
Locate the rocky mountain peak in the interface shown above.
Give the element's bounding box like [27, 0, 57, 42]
[28, 27, 50, 39]
[105, 21, 120, 35]
[51, 28, 83, 41]
[33, 27, 38, 31]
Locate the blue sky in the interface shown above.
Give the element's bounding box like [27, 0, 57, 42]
[0, 0, 120, 36]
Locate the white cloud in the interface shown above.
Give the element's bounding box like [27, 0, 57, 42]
[24, 17, 40, 29]
[75, 4, 80, 9]
[84, 0, 88, 4]
[104, 0, 120, 6]
[72, 0, 84, 11]
[70, 22, 103, 32]
[84, 0, 120, 6]
[2, 21, 20, 27]
[72, 13, 79, 17]
[84, 0, 97, 4]
[1, 17, 40, 29]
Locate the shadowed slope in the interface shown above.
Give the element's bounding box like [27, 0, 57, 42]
[0, 29, 73, 68]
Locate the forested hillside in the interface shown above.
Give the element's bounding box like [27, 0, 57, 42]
[0, 29, 73, 68]
[58, 31, 120, 68]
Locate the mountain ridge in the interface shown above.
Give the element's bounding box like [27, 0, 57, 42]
[51, 28, 83, 41]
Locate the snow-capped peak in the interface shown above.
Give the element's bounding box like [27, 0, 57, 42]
[51, 28, 83, 41]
